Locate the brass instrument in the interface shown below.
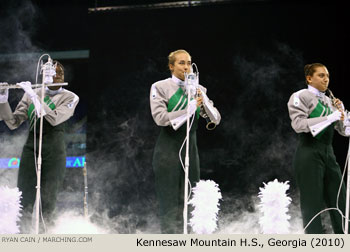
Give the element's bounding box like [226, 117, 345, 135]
[204, 114, 217, 130]
[196, 88, 217, 130]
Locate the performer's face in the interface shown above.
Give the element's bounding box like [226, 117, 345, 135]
[169, 53, 191, 81]
[307, 66, 329, 92]
[50, 65, 64, 90]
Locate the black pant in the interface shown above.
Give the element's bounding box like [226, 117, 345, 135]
[294, 134, 347, 233]
[17, 129, 66, 233]
[153, 126, 200, 233]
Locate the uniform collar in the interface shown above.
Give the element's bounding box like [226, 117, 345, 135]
[308, 85, 325, 98]
[171, 75, 185, 86]
[45, 86, 63, 96]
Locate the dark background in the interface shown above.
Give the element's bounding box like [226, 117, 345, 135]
[1, 0, 349, 233]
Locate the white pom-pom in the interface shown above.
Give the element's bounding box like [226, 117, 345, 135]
[188, 180, 222, 234]
[258, 179, 291, 234]
[0, 186, 22, 234]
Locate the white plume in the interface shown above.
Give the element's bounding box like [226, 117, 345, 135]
[0, 186, 22, 234]
[188, 180, 222, 234]
[258, 179, 291, 234]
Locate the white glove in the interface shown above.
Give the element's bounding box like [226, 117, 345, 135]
[345, 127, 350, 136]
[18, 81, 46, 117]
[0, 88, 8, 103]
[327, 110, 342, 123]
[18, 81, 36, 98]
[344, 111, 350, 127]
[188, 99, 197, 115]
[170, 99, 198, 131]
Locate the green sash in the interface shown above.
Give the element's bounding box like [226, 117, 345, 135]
[167, 87, 200, 119]
[309, 100, 332, 139]
[28, 96, 56, 130]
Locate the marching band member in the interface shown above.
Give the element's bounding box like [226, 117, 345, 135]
[150, 49, 221, 233]
[287, 63, 349, 233]
[0, 61, 79, 233]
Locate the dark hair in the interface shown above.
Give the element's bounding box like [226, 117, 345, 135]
[304, 63, 326, 84]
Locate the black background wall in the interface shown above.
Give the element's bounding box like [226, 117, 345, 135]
[87, 0, 350, 232]
[1, 0, 349, 233]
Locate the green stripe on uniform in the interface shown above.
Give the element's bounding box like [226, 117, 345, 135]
[309, 100, 333, 139]
[167, 87, 200, 118]
[309, 100, 326, 118]
[173, 93, 186, 112]
[168, 87, 185, 112]
[28, 96, 56, 130]
[44, 96, 56, 110]
[28, 103, 35, 122]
